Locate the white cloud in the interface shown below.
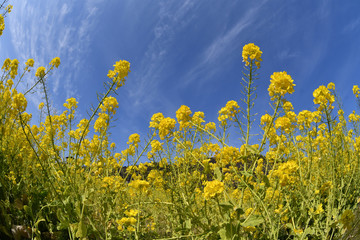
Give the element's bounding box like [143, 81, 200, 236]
[8, 0, 104, 108]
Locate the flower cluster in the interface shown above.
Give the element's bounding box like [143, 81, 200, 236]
[107, 60, 131, 89]
[176, 105, 192, 130]
[275, 116, 292, 133]
[63, 98, 78, 109]
[50, 57, 61, 68]
[128, 179, 150, 192]
[0, 14, 4, 36]
[12, 92, 27, 112]
[147, 140, 163, 159]
[158, 117, 176, 140]
[100, 96, 119, 114]
[218, 100, 240, 126]
[268, 71, 295, 100]
[127, 133, 141, 148]
[313, 85, 335, 111]
[353, 85, 360, 98]
[203, 180, 224, 200]
[242, 43, 262, 68]
[35, 66, 46, 78]
[271, 160, 299, 186]
[94, 113, 109, 133]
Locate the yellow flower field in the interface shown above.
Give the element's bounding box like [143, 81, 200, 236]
[1, 2, 360, 240]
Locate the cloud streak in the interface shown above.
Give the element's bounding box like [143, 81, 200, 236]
[8, 0, 104, 108]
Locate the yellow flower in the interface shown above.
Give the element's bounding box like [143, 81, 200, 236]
[275, 116, 292, 133]
[310, 204, 324, 215]
[192, 111, 205, 125]
[242, 43, 262, 68]
[203, 180, 224, 200]
[5, 5, 13, 13]
[12, 92, 27, 112]
[282, 100, 293, 112]
[272, 160, 299, 186]
[349, 111, 360, 122]
[218, 100, 240, 126]
[2, 58, 11, 71]
[25, 58, 35, 67]
[38, 102, 45, 110]
[107, 60, 131, 89]
[149, 112, 165, 129]
[204, 122, 216, 132]
[10, 59, 19, 78]
[50, 57, 61, 68]
[260, 114, 272, 126]
[176, 105, 192, 130]
[147, 140, 163, 159]
[313, 85, 335, 111]
[217, 146, 242, 165]
[0, 14, 4, 37]
[63, 98, 78, 109]
[127, 133, 140, 148]
[100, 96, 118, 114]
[353, 85, 360, 98]
[268, 71, 295, 99]
[116, 217, 137, 231]
[6, 79, 13, 88]
[125, 209, 139, 217]
[35, 66, 46, 78]
[94, 113, 109, 132]
[128, 179, 150, 192]
[327, 82, 335, 90]
[158, 117, 176, 140]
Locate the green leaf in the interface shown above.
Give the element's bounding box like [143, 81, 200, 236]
[262, 175, 270, 188]
[23, 205, 32, 216]
[242, 215, 264, 227]
[185, 219, 192, 229]
[215, 167, 223, 181]
[234, 207, 245, 216]
[219, 202, 234, 213]
[240, 170, 253, 178]
[245, 144, 259, 155]
[75, 221, 87, 238]
[218, 228, 231, 240]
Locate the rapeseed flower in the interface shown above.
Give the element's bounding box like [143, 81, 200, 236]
[192, 111, 205, 125]
[10, 59, 19, 78]
[25, 59, 35, 69]
[149, 112, 165, 129]
[242, 43, 262, 68]
[127, 133, 140, 148]
[353, 85, 360, 98]
[275, 116, 292, 133]
[158, 117, 176, 140]
[313, 85, 335, 111]
[129, 179, 150, 192]
[176, 105, 192, 130]
[12, 92, 27, 112]
[63, 98, 78, 109]
[268, 71, 295, 99]
[203, 180, 224, 200]
[100, 96, 118, 114]
[107, 60, 130, 89]
[35, 66, 46, 78]
[0, 14, 4, 36]
[218, 100, 240, 126]
[49, 57, 61, 68]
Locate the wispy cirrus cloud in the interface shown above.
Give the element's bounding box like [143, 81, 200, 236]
[124, 1, 196, 115]
[8, 0, 104, 108]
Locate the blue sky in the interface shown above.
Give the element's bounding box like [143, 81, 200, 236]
[2, 0, 360, 152]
